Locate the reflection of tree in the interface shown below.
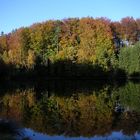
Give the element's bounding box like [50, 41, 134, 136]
[111, 82, 140, 135]
[114, 82, 140, 112]
[0, 82, 140, 137]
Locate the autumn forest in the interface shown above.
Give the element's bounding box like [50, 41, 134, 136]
[0, 17, 140, 80]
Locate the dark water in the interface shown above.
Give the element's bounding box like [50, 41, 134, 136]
[0, 80, 140, 140]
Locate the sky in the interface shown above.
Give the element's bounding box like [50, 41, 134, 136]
[0, 0, 140, 34]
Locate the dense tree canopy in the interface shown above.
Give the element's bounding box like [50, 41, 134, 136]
[119, 42, 140, 75]
[0, 16, 140, 78]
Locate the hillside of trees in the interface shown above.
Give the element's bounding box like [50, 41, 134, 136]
[0, 17, 140, 79]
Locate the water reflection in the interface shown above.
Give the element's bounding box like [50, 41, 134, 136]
[0, 80, 140, 139]
[23, 129, 140, 140]
[0, 119, 23, 140]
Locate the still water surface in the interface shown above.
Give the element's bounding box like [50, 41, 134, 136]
[0, 80, 140, 140]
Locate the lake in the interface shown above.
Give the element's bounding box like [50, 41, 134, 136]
[0, 80, 140, 140]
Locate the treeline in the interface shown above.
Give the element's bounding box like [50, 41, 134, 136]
[0, 17, 140, 79]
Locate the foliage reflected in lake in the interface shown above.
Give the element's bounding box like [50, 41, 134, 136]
[0, 80, 140, 139]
